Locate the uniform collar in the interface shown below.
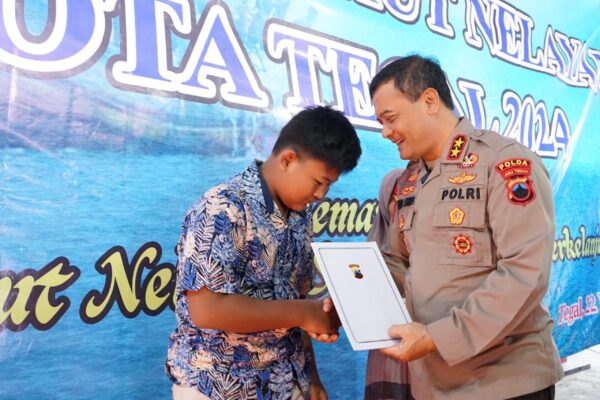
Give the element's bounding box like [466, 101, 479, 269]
[418, 118, 477, 185]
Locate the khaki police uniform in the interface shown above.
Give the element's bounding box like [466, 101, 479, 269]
[368, 118, 563, 400]
[365, 167, 411, 400]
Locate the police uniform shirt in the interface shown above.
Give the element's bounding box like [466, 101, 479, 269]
[370, 118, 564, 400]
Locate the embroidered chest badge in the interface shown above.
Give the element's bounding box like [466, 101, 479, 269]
[454, 234, 473, 255]
[390, 190, 399, 224]
[448, 172, 477, 185]
[447, 134, 467, 160]
[460, 153, 479, 169]
[400, 185, 416, 196]
[348, 264, 364, 279]
[449, 207, 465, 225]
[398, 213, 406, 230]
[495, 158, 536, 206]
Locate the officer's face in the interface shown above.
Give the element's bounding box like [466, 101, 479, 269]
[373, 81, 436, 161]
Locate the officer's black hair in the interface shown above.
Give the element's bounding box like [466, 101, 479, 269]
[369, 55, 454, 110]
[272, 106, 361, 174]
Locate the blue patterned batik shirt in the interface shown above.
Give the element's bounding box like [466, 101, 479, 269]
[166, 161, 315, 400]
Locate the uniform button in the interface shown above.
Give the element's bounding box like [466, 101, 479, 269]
[476, 130, 484, 137]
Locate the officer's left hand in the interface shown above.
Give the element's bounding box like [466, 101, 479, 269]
[379, 322, 437, 362]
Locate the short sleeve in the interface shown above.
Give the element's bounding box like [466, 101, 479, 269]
[177, 189, 245, 295]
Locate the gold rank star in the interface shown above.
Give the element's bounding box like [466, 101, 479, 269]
[450, 148, 461, 158]
[454, 137, 465, 148]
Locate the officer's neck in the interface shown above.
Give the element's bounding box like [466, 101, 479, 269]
[422, 111, 461, 166]
[422, 158, 435, 172]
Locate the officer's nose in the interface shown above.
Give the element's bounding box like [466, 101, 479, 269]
[381, 124, 393, 140]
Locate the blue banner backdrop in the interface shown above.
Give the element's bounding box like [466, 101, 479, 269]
[1, 0, 599, 399]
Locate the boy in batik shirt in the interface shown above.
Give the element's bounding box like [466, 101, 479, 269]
[166, 106, 362, 400]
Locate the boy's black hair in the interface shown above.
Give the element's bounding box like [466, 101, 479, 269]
[369, 55, 454, 110]
[272, 106, 361, 173]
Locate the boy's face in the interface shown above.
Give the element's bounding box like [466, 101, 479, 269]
[277, 151, 340, 212]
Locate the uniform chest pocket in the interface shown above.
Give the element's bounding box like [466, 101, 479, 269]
[432, 201, 492, 266]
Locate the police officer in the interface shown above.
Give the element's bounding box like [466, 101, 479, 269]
[368, 55, 563, 399]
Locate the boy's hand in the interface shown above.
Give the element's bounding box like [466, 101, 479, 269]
[306, 297, 340, 343]
[309, 379, 328, 400]
[301, 299, 340, 337]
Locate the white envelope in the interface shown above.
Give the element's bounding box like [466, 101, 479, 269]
[311, 241, 412, 351]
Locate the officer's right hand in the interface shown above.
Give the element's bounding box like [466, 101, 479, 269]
[302, 298, 340, 342]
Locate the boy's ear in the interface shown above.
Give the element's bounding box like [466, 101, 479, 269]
[278, 149, 298, 170]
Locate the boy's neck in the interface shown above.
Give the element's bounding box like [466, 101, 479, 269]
[259, 158, 289, 219]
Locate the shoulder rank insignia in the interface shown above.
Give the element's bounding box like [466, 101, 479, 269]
[448, 172, 477, 185]
[495, 158, 536, 206]
[447, 134, 467, 160]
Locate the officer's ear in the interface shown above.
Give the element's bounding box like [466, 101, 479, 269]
[421, 87, 440, 114]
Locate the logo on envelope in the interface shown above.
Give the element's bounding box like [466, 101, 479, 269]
[348, 264, 364, 279]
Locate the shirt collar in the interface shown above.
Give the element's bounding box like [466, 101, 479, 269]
[416, 118, 477, 185]
[257, 163, 276, 214]
[243, 160, 306, 219]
